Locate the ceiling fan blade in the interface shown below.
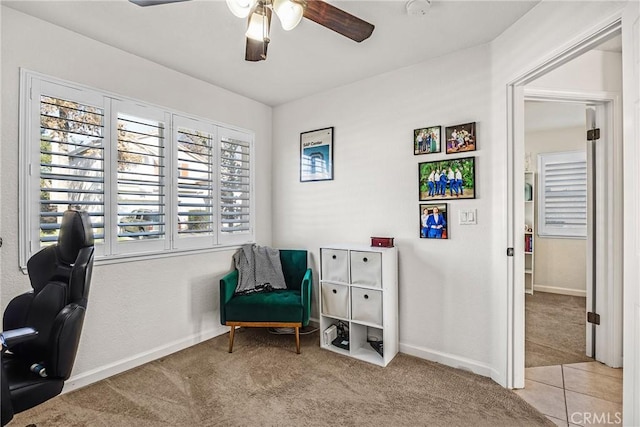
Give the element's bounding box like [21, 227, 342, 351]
[245, 38, 269, 62]
[303, 0, 374, 43]
[129, 0, 190, 6]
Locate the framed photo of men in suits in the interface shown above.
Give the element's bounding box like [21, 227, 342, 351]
[418, 157, 476, 201]
[420, 203, 448, 239]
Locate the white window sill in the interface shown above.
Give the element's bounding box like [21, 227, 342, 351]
[20, 242, 253, 274]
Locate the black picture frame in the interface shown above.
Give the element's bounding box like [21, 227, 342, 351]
[300, 127, 334, 182]
[419, 203, 448, 239]
[413, 125, 441, 155]
[418, 156, 476, 201]
[445, 122, 476, 154]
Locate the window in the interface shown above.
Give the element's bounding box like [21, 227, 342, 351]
[219, 128, 252, 244]
[38, 93, 106, 246]
[537, 151, 587, 238]
[113, 102, 170, 255]
[173, 116, 216, 250]
[20, 71, 254, 266]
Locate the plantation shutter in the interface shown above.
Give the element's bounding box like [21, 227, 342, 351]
[537, 151, 587, 238]
[22, 72, 256, 266]
[173, 115, 216, 249]
[115, 105, 167, 245]
[39, 94, 105, 245]
[219, 129, 253, 244]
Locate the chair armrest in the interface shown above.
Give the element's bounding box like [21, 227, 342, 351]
[1, 327, 38, 350]
[300, 268, 312, 326]
[220, 270, 238, 325]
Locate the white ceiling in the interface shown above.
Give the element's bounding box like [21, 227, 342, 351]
[3, 0, 539, 106]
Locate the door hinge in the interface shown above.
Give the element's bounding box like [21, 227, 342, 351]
[506, 247, 514, 257]
[587, 312, 600, 325]
[587, 128, 600, 141]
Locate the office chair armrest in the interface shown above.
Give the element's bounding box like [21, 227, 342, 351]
[0, 327, 38, 351]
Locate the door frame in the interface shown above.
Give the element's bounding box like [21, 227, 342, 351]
[522, 89, 622, 364]
[506, 18, 623, 389]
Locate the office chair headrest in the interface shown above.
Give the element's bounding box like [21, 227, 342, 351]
[58, 209, 94, 265]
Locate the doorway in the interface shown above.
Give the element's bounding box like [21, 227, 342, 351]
[523, 99, 594, 368]
[508, 25, 625, 426]
[507, 22, 624, 390]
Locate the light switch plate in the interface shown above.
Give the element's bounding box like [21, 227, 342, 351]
[459, 209, 477, 225]
[459, 211, 467, 224]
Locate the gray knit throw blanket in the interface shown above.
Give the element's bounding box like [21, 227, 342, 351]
[233, 244, 287, 295]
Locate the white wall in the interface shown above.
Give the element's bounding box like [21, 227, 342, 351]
[273, 44, 496, 375]
[272, 0, 628, 384]
[525, 125, 587, 295]
[529, 49, 623, 93]
[0, 7, 272, 389]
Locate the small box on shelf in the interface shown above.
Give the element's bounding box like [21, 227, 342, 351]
[371, 237, 394, 247]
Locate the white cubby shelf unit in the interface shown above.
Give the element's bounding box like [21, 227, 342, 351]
[319, 244, 398, 367]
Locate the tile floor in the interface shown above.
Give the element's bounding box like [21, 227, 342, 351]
[515, 362, 623, 427]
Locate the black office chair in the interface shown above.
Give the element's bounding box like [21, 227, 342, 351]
[1, 209, 95, 426]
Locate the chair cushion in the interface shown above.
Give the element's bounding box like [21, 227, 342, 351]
[2, 356, 64, 413]
[225, 290, 302, 323]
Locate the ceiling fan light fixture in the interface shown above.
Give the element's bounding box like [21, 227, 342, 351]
[272, 0, 304, 31]
[246, 3, 272, 41]
[406, 0, 431, 16]
[226, 0, 258, 18]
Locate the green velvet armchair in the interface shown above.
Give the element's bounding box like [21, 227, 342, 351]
[220, 249, 312, 354]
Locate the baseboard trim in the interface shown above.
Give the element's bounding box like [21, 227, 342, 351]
[491, 368, 507, 389]
[533, 285, 586, 297]
[62, 325, 229, 394]
[399, 342, 494, 379]
[62, 326, 499, 394]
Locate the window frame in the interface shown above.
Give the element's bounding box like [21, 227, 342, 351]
[19, 69, 255, 269]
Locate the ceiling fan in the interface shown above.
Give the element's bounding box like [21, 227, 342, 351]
[129, 0, 375, 62]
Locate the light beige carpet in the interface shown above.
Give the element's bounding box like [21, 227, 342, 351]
[525, 291, 593, 368]
[13, 328, 553, 426]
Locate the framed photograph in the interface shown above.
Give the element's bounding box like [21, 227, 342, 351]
[300, 127, 334, 182]
[445, 122, 476, 154]
[420, 203, 448, 239]
[413, 125, 441, 155]
[418, 156, 476, 201]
